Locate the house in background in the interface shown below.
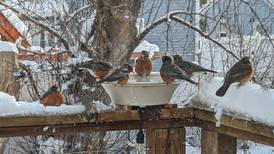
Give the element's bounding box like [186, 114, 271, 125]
[0, 6, 30, 48]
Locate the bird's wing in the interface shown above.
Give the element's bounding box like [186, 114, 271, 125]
[225, 63, 252, 81]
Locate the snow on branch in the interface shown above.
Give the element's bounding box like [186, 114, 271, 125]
[65, 5, 91, 23]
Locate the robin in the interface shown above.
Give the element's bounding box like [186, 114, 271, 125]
[173, 55, 217, 78]
[78, 60, 113, 78]
[135, 50, 152, 77]
[41, 84, 65, 106]
[95, 64, 133, 86]
[160, 56, 198, 85]
[216, 56, 254, 97]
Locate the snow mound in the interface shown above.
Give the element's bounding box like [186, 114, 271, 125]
[0, 91, 85, 117]
[0, 41, 18, 53]
[196, 77, 274, 126]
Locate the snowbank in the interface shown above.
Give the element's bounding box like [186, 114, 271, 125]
[0, 91, 85, 117]
[196, 77, 274, 126]
[0, 41, 18, 53]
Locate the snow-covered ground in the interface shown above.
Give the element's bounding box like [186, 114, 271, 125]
[0, 91, 85, 117]
[193, 77, 274, 127]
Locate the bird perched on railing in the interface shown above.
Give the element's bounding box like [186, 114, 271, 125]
[160, 56, 198, 85]
[94, 64, 133, 86]
[41, 84, 65, 106]
[216, 56, 254, 97]
[135, 50, 152, 77]
[77, 60, 113, 78]
[173, 55, 217, 78]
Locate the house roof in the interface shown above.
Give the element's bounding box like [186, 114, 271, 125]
[0, 7, 30, 48]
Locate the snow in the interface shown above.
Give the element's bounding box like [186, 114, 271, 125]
[134, 40, 160, 59]
[0, 41, 18, 53]
[20, 60, 40, 70]
[30, 46, 45, 53]
[195, 77, 274, 126]
[38, 136, 64, 154]
[93, 100, 112, 112]
[0, 91, 85, 117]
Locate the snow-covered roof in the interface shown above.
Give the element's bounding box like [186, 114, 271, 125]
[0, 40, 18, 53]
[0, 91, 85, 117]
[0, 5, 30, 43]
[193, 77, 274, 127]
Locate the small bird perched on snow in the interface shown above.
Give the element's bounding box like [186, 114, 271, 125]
[135, 50, 152, 77]
[216, 56, 254, 97]
[77, 60, 113, 78]
[41, 84, 65, 106]
[94, 64, 133, 86]
[173, 54, 217, 78]
[160, 56, 198, 85]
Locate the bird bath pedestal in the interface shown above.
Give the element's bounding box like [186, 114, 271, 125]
[102, 73, 179, 107]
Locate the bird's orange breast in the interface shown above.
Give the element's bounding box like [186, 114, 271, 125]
[95, 71, 109, 78]
[42, 91, 65, 107]
[117, 74, 129, 86]
[135, 59, 152, 76]
[160, 71, 174, 85]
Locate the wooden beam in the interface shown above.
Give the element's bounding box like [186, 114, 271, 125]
[201, 130, 236, 154]
[202, 121, 274, 146]
[146, 128, 186, 154]
[0, 119, 191, 137]
[0, 108, 274, 146]
[194, 108, 274, 140]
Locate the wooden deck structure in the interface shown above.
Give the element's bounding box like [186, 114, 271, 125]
[0, 107, 273, 154]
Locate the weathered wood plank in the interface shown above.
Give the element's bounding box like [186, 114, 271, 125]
[0, 119, 188, 137]
[201, 130, 236, 154]
[194, 108, 274, 139]
[201, 130, 218, 154]
[0, 114, 85, 127]
[0, 108, 274, 147]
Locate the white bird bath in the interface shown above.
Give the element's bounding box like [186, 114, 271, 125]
[102, 72, 179, 106]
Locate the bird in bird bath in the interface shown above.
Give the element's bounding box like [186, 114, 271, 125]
[135, 50, 152, 82]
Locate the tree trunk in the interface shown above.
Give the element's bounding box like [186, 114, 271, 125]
[92, 0, 142, 65]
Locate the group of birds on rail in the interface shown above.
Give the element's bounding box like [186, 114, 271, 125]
[41, 50, 254, 107]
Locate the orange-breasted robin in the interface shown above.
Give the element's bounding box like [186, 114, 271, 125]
[160, 56, 198, 85]
[78, 60, 113, 78]
[173, 55, 217, 78]
[41, 85, 65, 106]
[95, 64, 133, 86]
[135, 50, 152, 77]
[216, 56, 254, 97]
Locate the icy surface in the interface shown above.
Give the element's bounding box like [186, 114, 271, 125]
[0, 91, 85, 117]
[0, 41, 18, 53]
[196, 77, 274, 126]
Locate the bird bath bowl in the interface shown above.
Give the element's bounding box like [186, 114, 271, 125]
[102, 72, 179, 106]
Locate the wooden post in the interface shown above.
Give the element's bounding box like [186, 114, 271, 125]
[0, 51, 20, 99]
[146, 127, 185, 154]
[201, 129, 237, 154]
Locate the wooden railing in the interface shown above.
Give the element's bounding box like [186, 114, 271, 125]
[0, 107, 273, 154]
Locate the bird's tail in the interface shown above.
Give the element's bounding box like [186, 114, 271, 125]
[181, 76, 198, 85]
[199, 68, 217, 73]
[216, 83, 230, 96]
